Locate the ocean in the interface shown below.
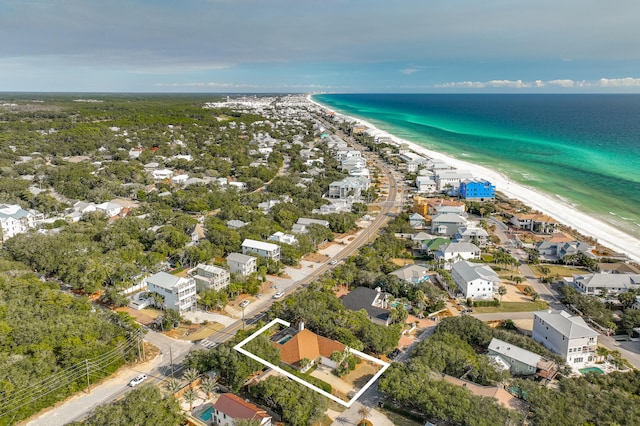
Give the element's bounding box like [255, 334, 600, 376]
[313, 94, 640, 240]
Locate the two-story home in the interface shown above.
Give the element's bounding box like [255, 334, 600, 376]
[192, 264, 231, 292]
[226, 253, 257, 277]
[430, 213, 468, 237]
[211, 393, 271, 426]
[451, 260, 500, 300]
[454, 226, 490, 247]
[487, 338, 558, 380]
[0, 204, 37, 242]
[241, 239, 281, 262]
[532, 310, 599, 366]
[145, 272, 196, 314]
[510, 213, 558, 234]
[268, 231, 298, 245]
[434, 242, 481, 268]
[435, 170, 474, 193]
[328, 176, 370, 200]
[536, 240, 594, 262]
[341, 287, 390, 326]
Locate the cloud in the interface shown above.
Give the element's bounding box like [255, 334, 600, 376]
[400, 67, 422, 75]
[434, 77, 640, 89]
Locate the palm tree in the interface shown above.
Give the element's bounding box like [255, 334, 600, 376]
[199, 376, 217, 400]
[183, 367, 200, 388]
[498, 285, 507, 303]
[165, 378, 181, 394]
[357, 405, 371, 425]
[182, 388, 197, 412]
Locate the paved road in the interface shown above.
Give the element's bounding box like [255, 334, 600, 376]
[26, 115, 404, 425]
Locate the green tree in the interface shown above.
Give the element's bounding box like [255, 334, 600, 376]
[497, 285, 507, 303]
[182, 388, 198, 412]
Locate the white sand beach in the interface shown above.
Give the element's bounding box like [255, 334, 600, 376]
[310, 97, 640, 264]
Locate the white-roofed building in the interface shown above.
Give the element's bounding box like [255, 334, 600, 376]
[0, 204, 37, 242]
[434, 242, 482, 268]
[145, 272, 196, 314]
[389, 264, 431, 285]
[431, 213, 468, 237]
[435, 170, 474, 193]
[570, 273, 640, 296]
[533, 310, 599, 366]
[328, 176, 370, 200]
[241, 239, 280, 261]
[152, 169, 174, 181]
[268, 232, 298, 245]
[226, 253, 257, 276]
[451, 260, 500, 300]
[454, 226, 490, 247]
[416, 176, 437, 194]
[192, 264, 231, 292]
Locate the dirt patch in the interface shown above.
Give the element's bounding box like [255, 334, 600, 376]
[116, 307, 163, 326]
[304, 252, 330, 263]
[342, 361, 381, 389]
[164, 321, 223, 341]
[390, 258, 415, 266]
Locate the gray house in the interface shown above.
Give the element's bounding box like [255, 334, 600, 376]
[487, 338, 557, 380]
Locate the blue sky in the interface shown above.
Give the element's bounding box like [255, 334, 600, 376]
[1, 0, 639, 93]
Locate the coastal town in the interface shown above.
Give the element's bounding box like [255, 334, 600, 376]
[2, 94, 640, 426]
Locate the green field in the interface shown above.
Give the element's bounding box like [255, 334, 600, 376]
[472, 300, 549, 313]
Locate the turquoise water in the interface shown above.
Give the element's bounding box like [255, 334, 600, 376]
[314, 94, 640, 240]
[197, 405, 214, 421]
[579, 367, 604, 375]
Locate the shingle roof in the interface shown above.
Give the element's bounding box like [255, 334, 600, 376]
[146, 272, 180, 290]
[213, 393, 270, 422]
[389, 264, 429, 282]
[452, 260, 499, 284]
[276, 329, 346, 365]
[341, 287, 389, 323]
[227, 252, 256, 264]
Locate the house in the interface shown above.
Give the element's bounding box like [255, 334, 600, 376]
[328, 176, 370, 200]
[0, 204, 37, 242]
[411, 195, 465, 217]
[435, 170, 474, 193]
[95, 201, 122, 218]
[341, 287, 390, 326]
[273, 323, 347, 372]
[532, 310, 599, 366]
[212, 393, 271, 426]
[335, 150, 362, 163]
[415, 176, 437, 193]
[570, 273, 640, 296]
[296, 217, 330, 228]
[241, 239, 281, 261]
[458, 179, 496, 201]
[192, 264, 231, 292]
[226, 219, 248, 230]
[389, 264, 431, 285]
[434, 242, 481, 268]
[487, 338, 558, 380]
[268, 231, 298, 245]
[451, 260, 500, 300]
[226, 253, 257, 276]
[171, 174, 189, 185]
[510, 213, 558, 234]
[152, 169, 173, 181]
[535, 240, 594, 262]
[145, 272, 196, 314]
[430, 213, 468, 237]
[423, 237, 450, 256]
[454, 226, 490, 247]
[340, 156, 367, 171]
[409, 213, 427, 229]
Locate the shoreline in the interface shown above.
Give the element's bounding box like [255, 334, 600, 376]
[309, 95, 640, 264]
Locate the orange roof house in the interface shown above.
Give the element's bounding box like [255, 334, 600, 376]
[212, 393, 271, 426]
[274, 325, 346, 371]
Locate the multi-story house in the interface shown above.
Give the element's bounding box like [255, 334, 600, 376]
[211, 393, 271, 426]
[532, 310, 599, 366]
[226, 253, 258, 277]
[458, 179, 496, 201]
[328, 176, 370, 200]
[0, 204, 37, 242]
[434, 242, 481, 269]
[570, 273, 640, 296]
[145, 272, 196, 314]
[241, 239, 280, 262]
[192, 264, 231, 292]
[451, 260, 500, 300]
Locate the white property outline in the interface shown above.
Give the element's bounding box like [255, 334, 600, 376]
[234, 318, 390, 407]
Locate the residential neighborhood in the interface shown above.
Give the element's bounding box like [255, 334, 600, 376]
[1, 93, 640, 426]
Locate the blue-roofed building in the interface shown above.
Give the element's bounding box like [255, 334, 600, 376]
[0, 204, 38, 242]
[458, 179, 496, 201]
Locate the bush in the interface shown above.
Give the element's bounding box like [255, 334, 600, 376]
[473, 298, 500, 307]
[281, 365, 332, 393]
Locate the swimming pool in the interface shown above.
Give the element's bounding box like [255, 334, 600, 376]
[197, 405, 214, 422]
[579, 367, 604, 375]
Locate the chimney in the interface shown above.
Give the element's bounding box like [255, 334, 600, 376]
[299, 321, 305, 331]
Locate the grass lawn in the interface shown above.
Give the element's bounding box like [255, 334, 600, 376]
[473, 300, 549, 313]
[529, 264, 587, 278]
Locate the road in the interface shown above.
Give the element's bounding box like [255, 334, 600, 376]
[26, 115, 404, 426]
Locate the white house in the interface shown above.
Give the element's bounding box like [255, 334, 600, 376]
[416, 176, 437, 193]
[389, 264, 431, 285]
[152, 169, 174, 181]
[451, 260, 500, 300]
[434, 242, 481, 268]
[532, 310, 599, 366]
[211, 393, 271, 426]
[570, 273, 640, 296]
[431, 213, 468, 237]
[192, 264, 230, 292]
[242, 239, 281, 261]
[145, 272, 196, 314]
[454, 226, 490, 247]
[409, 213, 427, 229]
[0, 204, 37, 242]
[268, 231, 298, 245]
[226, 253, 257, 277]
[95, 201, 122, 218]
[328, 176, 370, 200]
[435, 170, 474, 193]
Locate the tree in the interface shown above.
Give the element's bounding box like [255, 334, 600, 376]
[183, 367, 200, 386]
[357, 405, 371, 425]
[83, 385, 183, 426]
[182, 388, 198, 412]
[498, 285, 507, 303]
[200, 376, 217, 400]
[165, 378, 181, 394]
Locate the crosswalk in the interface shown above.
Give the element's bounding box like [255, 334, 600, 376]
[200, 339, 218, 349]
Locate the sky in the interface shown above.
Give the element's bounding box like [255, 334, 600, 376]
[1, 0, 640, 93]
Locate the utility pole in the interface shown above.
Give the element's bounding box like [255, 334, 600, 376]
[85, 359, 91, 394]
[170, 346, 174, 378]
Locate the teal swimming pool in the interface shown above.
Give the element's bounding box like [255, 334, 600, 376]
[579, 367, 604, 375]
[197, 405, 214, 422]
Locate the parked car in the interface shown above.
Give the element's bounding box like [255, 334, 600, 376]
[128, 374, 148, 387]
[329, 259, 338, 265]
[273, 291, 285, 299]
[239, 300, 250, 308]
